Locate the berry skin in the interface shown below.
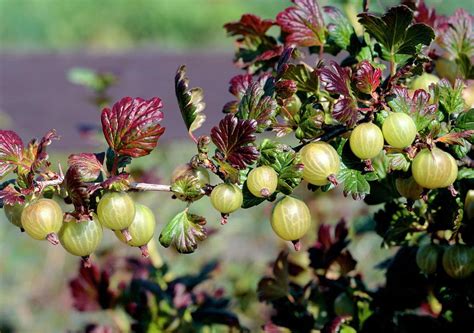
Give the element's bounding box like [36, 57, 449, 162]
[416, 243, 443, 275]
[97, 192, 136, 231]
[442, 244, 474, 279]
[300, 142, 340, 186]
[382, 113, 417, 148]
[349, 123, 384, 160]
[410, 73, 439, 91]
[270, 196, 312, 241]
[171, 164, 210, 187]
[465, 190, 474, 221]
[59, 215, 103, 257]
[210, 184, 243, 214]
[395, 177, 423, 200]
[21, 198, 63, 243]
[4, 203, 25, 229]
[247, 166, 278, 198]
[411, 148, 458, 189]
[115, 203, 156, 251]
[286, 95, 302, 114]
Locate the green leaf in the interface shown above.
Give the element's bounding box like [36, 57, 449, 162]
[324, 6, 359, 54]
[67, 67, 117, 93]
[358, 6, 434, 63]
[456, 53, 474, 80]
[386, 153, 411, 172]
[433, 79, 466, 115]
[280, 64, 319, 93]
[175, 65, 206, 139]
[241, 181, 267, 209]
[455, 108, 474, 135]
[170, 175, 203, 202]
[338, 166, 370, 200]
[261, 149, 302, 195]
[159, 210, 207, 254]
[458, 167, 474, 180]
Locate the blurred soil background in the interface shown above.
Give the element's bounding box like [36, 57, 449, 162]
[0, 0, 471, 331]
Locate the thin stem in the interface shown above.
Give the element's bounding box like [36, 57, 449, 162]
[293, 125, 348, 152]
[129, 182, 172, 192]
[390, 58, 396, 77]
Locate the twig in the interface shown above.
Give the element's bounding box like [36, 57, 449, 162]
[129, 183, 172, 192]
[294, 125, 348, 152]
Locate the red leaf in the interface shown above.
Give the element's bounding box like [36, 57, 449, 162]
[319, 61, 351, 96]
[333, 98, 359, 127]
[0, 185, 25, 205]
[229, 74, 253, 99]
[26, 129, 60, 178]
[0, 130, 23, 178]
[276, 0, 326, 47]
[210, 115, 259, 170]
[435, 130, 474, 145]
[101, 97, 165, 158]
[354, 60, 382, 94]
[224, 14, 274, 37]
[402, 0, 438, 27]
[68, 153, 105, 182]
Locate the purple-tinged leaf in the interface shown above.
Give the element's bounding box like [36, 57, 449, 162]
[175, 65, 206, 141]
[101, 97, 165, 158]
[228, 74, 253, 99]
[354, 60, 382, 94]
[222, 101, 239, 114]
[69, 262, 117, 312]
[280, 63, 319, 93]
[276, 0, 326, 47]
[0, 185, 25, 205]
[224, 14, 274, 37]
[435, 130, 474, 145]
[65, 166, 91, 214]
[388, 87, 437, 131]
[257, 251, 289, 302]
[275, 79, 297, 100]
[319, 61, 351, 95]
[159, 210, 207, 254]
[68, 153, 105, 182]
[237, 81, 277, 132]
[402, 0, 438, 28]
[254, 45, 284, 63]
[211, 115, 259, 170]
[333, 97, 359, 127]
[438, 9, 474, 59]
[0, 130, 23, 178]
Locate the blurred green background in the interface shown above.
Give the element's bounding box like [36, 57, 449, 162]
[0, 0, 471, 332]
[0, 0, 471, 52]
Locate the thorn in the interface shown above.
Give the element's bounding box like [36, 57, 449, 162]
[82, 255, 92, 268]
[292, 239, 302, 251]
[46, 232, 59, 245]
[139, 245, 149, 258]
[121, 228, 132, 242]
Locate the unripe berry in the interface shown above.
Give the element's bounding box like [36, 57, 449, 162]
[349, 123, 384, 160]
[247, 166, 278, 198]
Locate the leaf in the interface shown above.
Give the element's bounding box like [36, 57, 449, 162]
[65, 166, 92, 214]
[388, 87, 437, 131]
[386, 153, 411, 172]
[402, 0, 438, 27]
[338, 167, 370, 200]
[228, 74, 253, 99]
[101, 97, 165, 158]
[170, 175, 203, 202]
[456, 53, 474, 80]
[242, 180, 267, 209]
[280, 64, 319, 93]
[211, 114, 259, 170]
[276, 0, 326, 47]
[319, 61, 351, 96]
[175, 65, 206, 139]
[159, 210, 207, 254]
[237, 80, 277, 132]
[323, 6, 358, 52]
[67, 153, 105, 182]
[257, 252, 290, 302]
[433, 79, 466, 115]
[0, 130, 23, 178]
[358, 6, 434, 62]
[275, 79, 298, 100]
[435, 130, 474, 145]
[68, 67, 117, 93]
[0, 185, 25, 206]
[224, 14, 274, 37]
[455, 108, 474, 137]
[438, 9, 474, 59]
[354, 60, 382, 94]
[333, 97, 359, 127]
[271, 151, 303, 195]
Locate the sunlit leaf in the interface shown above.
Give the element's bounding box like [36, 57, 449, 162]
[0, 130, 23, 178]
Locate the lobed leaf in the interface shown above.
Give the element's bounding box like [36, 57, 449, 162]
[224, 14, 274, 37]
[67, 153, 105, 182]
[354, 60, 382, 94]
[175, 65, 206, 139]
[358, 6, 434, 62]
[0, 130, 23, 178]
[319, 61, 351, 96]
[228, 74, 253, 99]
[171, 175, 203, 202]
[101, 97, 165, 158]
[0, 185, 25, 206]
[433, 79, 466, 115]
[280, 64, 319, 93]
[324, 6, 357, 52]
[257, 251, 290, 302]
[159, 210, 207, 254]
[438, 9, 474, 59]
[210, 115, 259, 170]
[338, 167, 370, 200]
[276, 0, 326, 47]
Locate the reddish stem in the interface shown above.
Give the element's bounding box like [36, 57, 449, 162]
[121, 228, 132, 242]
[139, 245, 149, 258]
[292, 240, 302, 251]
[46, 233, 59, 245]
[328, 174, 339, 186]
[448, 185, 458, 197]
[82, 256, 92, 268]
[220, 213, 229, 225]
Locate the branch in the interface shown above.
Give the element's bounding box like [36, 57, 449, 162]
[293, 125, 348, 152]
[129, 183, 172, 192]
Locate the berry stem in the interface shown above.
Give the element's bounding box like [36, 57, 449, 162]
[328, 174, 339, 186]
[121, 228, 132, 242]
[46, 232, 59, 245]
[260, 188, 271, 198]
[220, 213, 229, 225]
[82, 255, 92, 268]
[139, 245, 150, 258]
[292, 240, 302, 251]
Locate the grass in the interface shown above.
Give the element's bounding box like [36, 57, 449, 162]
[0, 0, 471, 52]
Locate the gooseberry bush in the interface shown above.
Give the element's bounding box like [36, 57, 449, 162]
[1, 0, 474, 331]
